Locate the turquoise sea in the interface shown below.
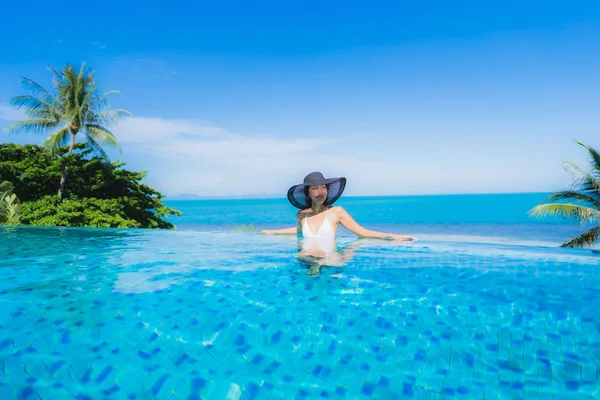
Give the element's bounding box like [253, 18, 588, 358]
[1, 192, 599, 399]
[165, 192, 592, 247]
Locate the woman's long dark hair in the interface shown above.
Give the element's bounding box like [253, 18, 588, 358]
[304, 185, 330, 210]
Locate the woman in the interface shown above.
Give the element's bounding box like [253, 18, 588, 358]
[259, 171, 417, 242]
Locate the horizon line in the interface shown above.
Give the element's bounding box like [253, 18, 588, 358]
[165, 190, 556, 201]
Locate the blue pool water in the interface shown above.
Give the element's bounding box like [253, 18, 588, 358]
[1, 226, 599, 399]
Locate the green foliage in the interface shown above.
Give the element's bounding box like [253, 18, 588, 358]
[0, 144, 59, 202]
[0, 181, 21, 225]
[231, 223, 256, 232]
[20, 196, 141, 228]
[529, 141, 600, 248]
[0, 143, 180, 229]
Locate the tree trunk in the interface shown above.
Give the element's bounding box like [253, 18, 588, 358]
[57, 132, 77, 201]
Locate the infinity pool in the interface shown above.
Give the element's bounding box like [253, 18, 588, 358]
[1, 227, 599, 399]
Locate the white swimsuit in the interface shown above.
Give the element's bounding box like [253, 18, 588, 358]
[302, 209, 335, 239]
[301, 209, 337, 256]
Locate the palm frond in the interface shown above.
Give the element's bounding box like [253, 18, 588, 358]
[81, 85, 104, 119]
[26, 108, 62, 120]
[85, 135, 109, 159]
[50, 66, 65, 93]
[54, 64, 80, 111]
[4, 118, 61, 134]
[9, 95, 61, 119]
[61, 107, 79, 122]
[85, 124, 121, 152]
[561, 225, 600, 248]
[20, 77, 58, 105]
[528, 203, 600, 225]
[546, 190, 600, 210]
[98, 90, 121, 108]
[10, 95, 49, 112]
[91, 108, 132, 126]
[77, 63, 87, 82]
[575, 141, 600, 179]
[42, 127, 71, 155]
[102, 90, 121, 96]
[80, 82, 97, 103]
[563, 161, 600, 194]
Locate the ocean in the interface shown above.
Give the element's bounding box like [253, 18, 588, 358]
[164, 192, 594, 248]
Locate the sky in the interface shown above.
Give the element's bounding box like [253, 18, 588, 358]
[1, 1, 599, 198]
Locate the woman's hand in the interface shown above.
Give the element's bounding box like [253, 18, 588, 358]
[388, 234, 418, 242]
[259, 229, 273, 234]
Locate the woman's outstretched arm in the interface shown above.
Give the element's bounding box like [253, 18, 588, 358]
[259, 227, 298, 235]
[337, 207, 417, 241]
[260, 209, 307, 235]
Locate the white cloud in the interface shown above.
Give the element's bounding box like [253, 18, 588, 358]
[111, 116, 340, 196]
[115, 117, 239, 142]
[110, 115, 578, 198]
[113, 116, 332, 158]
[0, 105, 26, 122]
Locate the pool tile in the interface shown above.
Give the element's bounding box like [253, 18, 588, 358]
[225, 382, 243, 400]
[427, 374, 445, 395]
[240, 381, 261, 399]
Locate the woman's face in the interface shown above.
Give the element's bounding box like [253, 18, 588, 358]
[308, 184, 328, 204]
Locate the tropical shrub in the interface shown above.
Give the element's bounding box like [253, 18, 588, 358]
[231, 223, 256, 232]
[0, 181, 21, 225]
[0, 143, 180, 229]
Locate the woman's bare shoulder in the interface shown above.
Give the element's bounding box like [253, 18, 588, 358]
[328, 206, 346, 219]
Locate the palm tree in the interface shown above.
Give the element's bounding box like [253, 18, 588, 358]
[5, 63, 131, 201]
[528, 141, 600, 248]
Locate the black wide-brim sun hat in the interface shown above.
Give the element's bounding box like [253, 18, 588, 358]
[287, 171, 347, 209]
